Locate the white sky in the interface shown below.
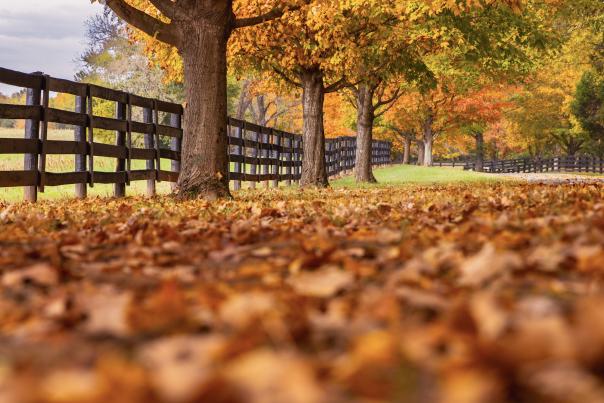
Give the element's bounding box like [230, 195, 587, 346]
[0, 0, 104, 94]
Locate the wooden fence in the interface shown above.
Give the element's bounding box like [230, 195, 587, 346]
[464, 156, 604, 174]
[0, 67, 392, 201]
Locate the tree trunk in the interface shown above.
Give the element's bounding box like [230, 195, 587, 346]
[354, 84, 377, 183]
[422, 114, 434, 167]
[403, 137, 411, 164]
[300, 70, 328, 187]
[176, 20, 231, 200]
[475, 131, 485, 172]
[416, 141, 425, 166]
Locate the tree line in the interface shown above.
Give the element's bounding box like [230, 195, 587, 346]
[78, 0, 603, 197]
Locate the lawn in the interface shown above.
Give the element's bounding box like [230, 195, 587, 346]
[332, 163, 500, 187]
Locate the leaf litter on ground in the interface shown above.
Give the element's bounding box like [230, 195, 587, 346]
[2, 183, 604, 402]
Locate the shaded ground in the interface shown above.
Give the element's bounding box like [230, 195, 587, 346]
[2, 183, 604, 402]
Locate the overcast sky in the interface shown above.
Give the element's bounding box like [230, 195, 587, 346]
[0, 0, 103, 94]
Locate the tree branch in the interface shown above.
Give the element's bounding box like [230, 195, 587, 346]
[147, 0, 179, 19]
[234, 2, 310, 29]
[375, 98, 399, 118]
[374, 88, 401, 109]
[324, 78, 348, 93]
[105, 0, 179, 46]
[272, 67, 303, 88]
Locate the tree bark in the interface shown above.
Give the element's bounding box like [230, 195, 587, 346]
[416, 141, 425, 166]
[354, 84, 377, 183]
[474, 131, 485, 172]
[403, 137, 411, 164]
[175, 15, 232, 199]
[422, 114, 434, 167]
[299, 69, 328, 187]
[104, 0, 310, 199]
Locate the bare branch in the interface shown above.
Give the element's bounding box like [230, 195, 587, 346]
[234, 1, 310, 29]
[105, 0, 179, 46]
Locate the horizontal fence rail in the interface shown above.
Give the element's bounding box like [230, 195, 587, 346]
[0, 67, 392, 201]
[464, 156, 604, 174]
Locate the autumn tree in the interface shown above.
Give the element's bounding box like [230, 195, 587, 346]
[404, 0, 560, 166]
[229, 1, 361, 187]
[96, 0, 310, 199]
[450, 87, 510, 171]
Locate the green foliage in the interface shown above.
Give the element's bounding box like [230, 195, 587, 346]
[572, 71, 604, 140]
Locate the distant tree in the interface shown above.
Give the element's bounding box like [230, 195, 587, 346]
[572, 71, 604, 145]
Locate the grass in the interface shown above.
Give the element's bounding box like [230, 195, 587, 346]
[332, 164, 500, 188]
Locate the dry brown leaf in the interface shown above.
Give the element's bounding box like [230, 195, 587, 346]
[288, 266, 354, 298]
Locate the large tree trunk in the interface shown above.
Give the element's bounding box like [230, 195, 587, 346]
[416, 141, 425, 166]
[422, 114, 434, 167]
[354, 84, 377, 183]
[475, 131, 485, 172]
[176, 19, 231, 199]
[403, 137, 411, 164]
[300, 70, 328, 187]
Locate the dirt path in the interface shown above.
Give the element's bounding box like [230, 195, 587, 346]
[499, 172, 604, 183]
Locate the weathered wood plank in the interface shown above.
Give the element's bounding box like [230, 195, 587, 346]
[0, 170, 38, 187]
[156, 100, 183, 115]
[156, 124, 183, 138]
[129, 94, 154, 109]
[129, 169, 156, 181]
[44, 172, 88, 186]
[92, 116, 127, 132]
[45, 108, 87, 126]
[45, 140, 87, 155]
[0, 104, 41, 120]
[0, 68, 43, 89]
[159, 148, 180, 161]
[93, 142, 127, 159]
[47, 77, 87, 97]
[0, 138, 38, 154]
[131, 147, 155, 160]
[89, 84, 128, 103]
[158, 170, 179, 182]
[94, 171, 127, 184]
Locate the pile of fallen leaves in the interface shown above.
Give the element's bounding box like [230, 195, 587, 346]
[2, 183, 604, 403]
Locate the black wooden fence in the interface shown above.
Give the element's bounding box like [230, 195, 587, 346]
[464, 156, 604, 174]
[0, 67, 392, 201]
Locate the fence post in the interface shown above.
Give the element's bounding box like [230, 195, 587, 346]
[75, 94, 87, 199]
[273, 130, 281, 188]
[233, 124, 243, 191]
[37, 75, 50, 194]
[250, 128, 258, 189]
[114, 100, 127, 198]
[262, 128, 270, 189]
[285, 134, 292, 186]
[295, 137, 301, 184]
[24, 72, 42, 202]
[86, 86, 95, 188]
[143, 107, 156, 196]
[170, 112, 182, 191]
